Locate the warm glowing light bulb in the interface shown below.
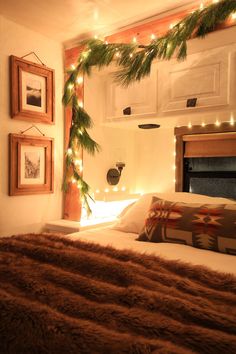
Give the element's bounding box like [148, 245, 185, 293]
[94, 34, 98, 39]
[129, 53, 133, 58]
[201, 122, 206, 127]
[169, 23, 174, 29]
[77, 76, 83, 85]
[132, 37, 137, 43]
[71, 178, 76, 184]
[104, 188, 109, 193]
[67, 148, 72, 155]
[71, 64, 75, 70]
[188, 122, 192, 129]
[232, 13, 236, 20]
[115, 52, 120, 58]
[215, 120, 221, 127]
[68, 83, 74, 90]
[95, 189, 100, 194]
[150, 34, 156, 40]
[230, 117, 235, 125]
[105, 40, 108, 45]
[113, 187, 119, 192]
[121, 186, 126, 192]
[78, 101, 83, 108]
[200, 3, 204, 10]
[75, 159, 82, 167]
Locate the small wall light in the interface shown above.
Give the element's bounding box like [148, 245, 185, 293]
[107, 162, 125, 185]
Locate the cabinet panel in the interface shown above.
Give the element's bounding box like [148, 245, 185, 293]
[159, 48, 231, 113]
[105, 64, 158, 119]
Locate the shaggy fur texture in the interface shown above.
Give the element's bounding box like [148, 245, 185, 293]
[0, 234, 236, 354]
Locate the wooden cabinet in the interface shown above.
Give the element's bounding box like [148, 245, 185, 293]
[105, 63, 158, 120]
[159, 47, 231, 113]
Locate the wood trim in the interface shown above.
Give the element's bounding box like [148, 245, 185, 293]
[174, 122, 236, 136]
[183, 132, 236, 142]
[174, 123, 236, 192]
[63, 47, 84, 221]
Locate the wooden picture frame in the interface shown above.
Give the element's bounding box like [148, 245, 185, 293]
[10, 56, 55, 124]
[9, 134, 54, 196]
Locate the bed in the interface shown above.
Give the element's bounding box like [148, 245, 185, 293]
[0, 192, 236, 353]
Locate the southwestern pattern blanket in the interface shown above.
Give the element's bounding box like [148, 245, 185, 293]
[0, 233, 236, 354]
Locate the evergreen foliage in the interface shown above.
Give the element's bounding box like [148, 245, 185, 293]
[63, 0, 236, 214]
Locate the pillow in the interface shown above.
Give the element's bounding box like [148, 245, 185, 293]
[137, 197, 236, 255]
[112, 192, 236, 234]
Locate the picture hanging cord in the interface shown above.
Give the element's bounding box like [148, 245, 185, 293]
[21, 52, 45, 66]
[20, 124, 45, 136]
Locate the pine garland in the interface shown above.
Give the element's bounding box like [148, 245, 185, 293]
[63, 0, 236, 215]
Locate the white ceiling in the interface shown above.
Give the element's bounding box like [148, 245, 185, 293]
[0, 0, 197, 44]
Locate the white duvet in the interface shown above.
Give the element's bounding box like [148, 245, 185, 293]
[68, 226, 236, 276]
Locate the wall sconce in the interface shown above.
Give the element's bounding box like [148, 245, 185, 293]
[107, 162, 125, 185]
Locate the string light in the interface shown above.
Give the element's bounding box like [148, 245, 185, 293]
[169, 23, 175, 29]
[115, 52, 121, 58]
[201, 122, 206, 127]
[212, 0, 219, 3]
[150, 34, 156, 40]
[78, 101, 83, 108]
[121, 186, 126, 192]
[95, 189, 100, 194]
[132, 37, 137, 43]
[113, 187, 119, 192]
[104, 188, 109, 193]
[67, 148, 72, 155]
[76, 76, 83, 85]
[94, 34, 98, 39]
[75, 159, 83, 171]
[230, 116, 235, 125]
[232, 13, 236, 20]
[71, 178, 76, 184]
[71, 64, 75, 70]
[215, 120, 221, 127]
[105, 40, 108, 45]
[200, 3, 204, 10]
[188, 122, 192, 129]
[129, 53, 133, 58]
[68, 83, 74, 90]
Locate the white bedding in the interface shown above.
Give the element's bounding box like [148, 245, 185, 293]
[68, 226, 236, 275]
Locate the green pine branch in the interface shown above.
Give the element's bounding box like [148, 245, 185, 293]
[62, 0, 236, 215]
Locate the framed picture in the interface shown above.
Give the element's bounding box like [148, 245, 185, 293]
[9, 134, 54, 195]
[10, 56, 55, 124]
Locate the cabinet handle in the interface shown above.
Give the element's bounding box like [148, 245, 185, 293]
[123, 107, 131, 115]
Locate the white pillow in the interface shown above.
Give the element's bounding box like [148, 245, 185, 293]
[112, 192, 236, 234]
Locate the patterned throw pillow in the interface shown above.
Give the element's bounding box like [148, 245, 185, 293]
[137, 197, 236, 255]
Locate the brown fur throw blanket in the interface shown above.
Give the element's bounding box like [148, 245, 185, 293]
[0, 234, 236, 354]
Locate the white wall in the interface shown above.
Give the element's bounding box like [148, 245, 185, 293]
[0, 16, 64, 236]
[84, 73, 137, 197]
[83, 27, 236, 200]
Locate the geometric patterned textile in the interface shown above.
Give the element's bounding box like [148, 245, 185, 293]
[137, 197, 236, 255]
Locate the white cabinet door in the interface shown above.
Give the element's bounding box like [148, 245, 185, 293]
[105, 64, 158, 119]
[159, 47, 231, 113]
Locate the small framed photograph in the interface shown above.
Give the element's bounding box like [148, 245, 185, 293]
[9, 134, 54, 195]
[10, 56, 55, 124]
